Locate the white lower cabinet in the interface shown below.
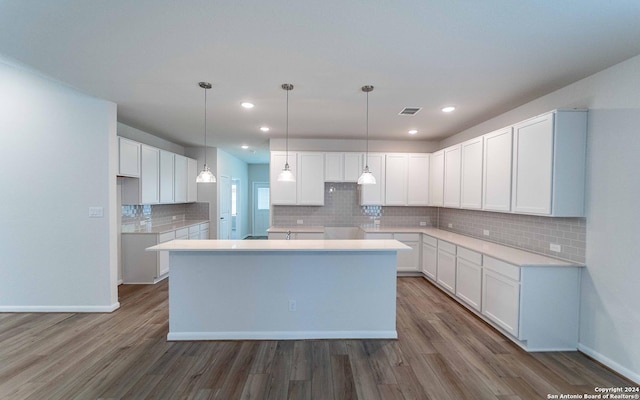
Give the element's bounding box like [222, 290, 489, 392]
[421, 235, 437, 280]
[157, 231, 174, 277]
[455, 247, 482, 311]
[436, 240, 456, 293]
[395, 233, 420, 273]
[482, 257, 520, 337]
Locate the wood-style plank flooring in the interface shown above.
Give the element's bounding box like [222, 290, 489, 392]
[0, 277, 634, 399]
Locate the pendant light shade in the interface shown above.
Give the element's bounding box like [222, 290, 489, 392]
[277, 83, 296, 182]
[196, 81, 216, 183]
[358, 85, 376, 185]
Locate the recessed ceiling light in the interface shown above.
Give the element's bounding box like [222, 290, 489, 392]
[241, 102, 254, 109]
[442, 106, 456, 113]
[408, 129, 418, 135]
[260, 126, 270, 132]
[241, 145, 249, 149]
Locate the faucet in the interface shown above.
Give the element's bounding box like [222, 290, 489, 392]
[286, 230, 291, 240]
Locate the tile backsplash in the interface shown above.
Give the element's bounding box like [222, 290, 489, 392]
[121, 203, 209, 231]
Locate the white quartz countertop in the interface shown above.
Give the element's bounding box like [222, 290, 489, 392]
[147, 239, 410, 252]
[267, 226, 325, 233]
[122, 219, 209, 234]
[361, 225, 583, 267]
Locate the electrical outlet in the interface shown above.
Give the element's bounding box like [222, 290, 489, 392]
[550, 243, 562, 252]
[88, 207, 104, 218]
[172, 215, 177, 221]
[483, 229, 490, 236]
[374, 219, 381, 226]
[288, 300, 297, 312]
[140, 220, 146, 226]
[448, 223, 453, 228]
[419, 221, 427, 226]
[297, 219, 303, 225]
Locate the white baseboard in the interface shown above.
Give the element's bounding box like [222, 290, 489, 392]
[0, 302, 121, 313]
[578, 343, 640, 384]
[167, 330, 398, 341]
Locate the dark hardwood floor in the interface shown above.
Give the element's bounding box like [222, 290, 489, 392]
[0, 277, 634, 399]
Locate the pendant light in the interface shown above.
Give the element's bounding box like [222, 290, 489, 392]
[277, 83, 295, 182]
[196, 81, 216, 183]
[358, 85, 376, 185]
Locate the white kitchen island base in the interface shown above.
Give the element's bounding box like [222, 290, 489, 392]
[148, 240, 408, 341]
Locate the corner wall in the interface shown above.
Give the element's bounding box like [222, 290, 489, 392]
[0, 54, 118, 311]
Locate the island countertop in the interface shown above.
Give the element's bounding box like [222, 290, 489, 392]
[147, 239, 410, 252]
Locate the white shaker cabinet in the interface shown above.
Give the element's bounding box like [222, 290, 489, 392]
[455, 247, 482, 312]
[443, 145, 461, 208]
[428, 150, 444, 206]
[407, 154, 429, 206]
[344, 153, 364, 182]
[159, 150, 175, 204]
[324, 153, 344, 182]
[395, 233, 420, 273]
[187, 157, 197, 202]
[421, 235, 438, 281]
[122, 144, 161, 205]
[118, 137, 140, 177]
[436, 240, 456, 293]
[359, 153, 386, 205]
[482, 256, 520, 337]
[174, 155, 188, 203]
[482, 127, 512, 212]
[511, 110, 587, 217]
[270, 151, 297, 205]
[385, 154, 409, 206]
[460, 137, 483, 209]
[297, 152, 324, 205]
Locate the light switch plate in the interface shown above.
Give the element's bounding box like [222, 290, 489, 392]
[483, 229, 490, 236]
[448, 223, 453, 228]
[550, 243, 562, 252]
[296, 219, 303, 225]
[374, 220, 381, 226]
[88, 207, 104, 218]
[419, 221, 427, 226]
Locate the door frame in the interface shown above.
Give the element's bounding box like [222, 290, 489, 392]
[252, 181, 270, 236]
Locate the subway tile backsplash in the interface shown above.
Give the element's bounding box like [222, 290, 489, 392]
[121, 203, 209, 231]
[273, 182, 585, 263]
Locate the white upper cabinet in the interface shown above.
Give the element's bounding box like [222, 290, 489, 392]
[139, 145, 160, 204]
[443, 145, 462, 208]
[344, 153, 364, 182]
[324, 152, 363, 183]
[460, 137, 484, 209]
[297, 152, 325, 205]
[270, 151, 298, 205]
[118, 137, 140, 177]
[483, 127, 513, 212]
[174, 154, 188, 203]
[428, 150, 444, 206]
[360, 153, 386, 205]
[512, 110, 587, 216]
[407, 154, 429, 206]
[385, 154, 409, 206]
[187, 157, 197, 202]
[159, 150, 175, 204]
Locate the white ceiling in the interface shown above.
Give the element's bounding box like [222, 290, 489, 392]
[2, 1, 640, 163]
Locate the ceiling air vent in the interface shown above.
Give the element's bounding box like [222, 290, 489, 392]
[399, 107, 422, 115]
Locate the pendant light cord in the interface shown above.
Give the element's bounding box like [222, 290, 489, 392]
[285, 87, 289, 165]
[203, 86, 208, 166]
[365, 89, 369, 168]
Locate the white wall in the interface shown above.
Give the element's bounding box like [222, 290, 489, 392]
[217, 149, 249, 239]
[0, 55, 118, 311]
[441, 54, 640, 382]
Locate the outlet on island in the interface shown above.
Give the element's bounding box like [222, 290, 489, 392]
[288, 299, 297, 312]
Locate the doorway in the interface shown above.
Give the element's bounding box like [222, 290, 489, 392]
[231, 178, 241, 239]
[252, 182, 270, 237]
[219, 175, 231, 240]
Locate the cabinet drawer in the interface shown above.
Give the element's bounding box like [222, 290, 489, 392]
[438, 240, 456, 255]
[188, 225, 200, 234]
[422, 234, 437, 247]
[484, 256, 520, 281]
[394, 233, 420, 242]
[199, 222, 210, 231]
[457, 246, 482, 265]
[159, 231, 175, 243]
[175, 227, 189, 238]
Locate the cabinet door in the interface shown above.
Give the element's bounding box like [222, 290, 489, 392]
[482, 269, 520, 337]
[428, 150, 444, 206]
[360, 153, 386, 205]
[437, 248, 456, 293]
[421, 243, 437, 280]
[270, 152, 297, 205]
[118, 137, 140, 177]
[443, 145, 461, 208]
[140, 145, 160, 204]
[483, 127, 512, 212]
[159, 150, 175, 203]
[456, 258, 482, 311]
[324, 153, 344, 182]
[385, 154, 408, 206]
[297, 152, 325, 205]
[461, 137, 483, 209]
[512, 113, 554, 215]
[397, 241, 420, 272]
[174, 155, 188, 203]
[407, 154, 429, 206]
[344, 153, 363, 182]
[187, 157, 198, 202]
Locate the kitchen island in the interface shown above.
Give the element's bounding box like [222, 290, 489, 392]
[147, 239, 409, 341]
